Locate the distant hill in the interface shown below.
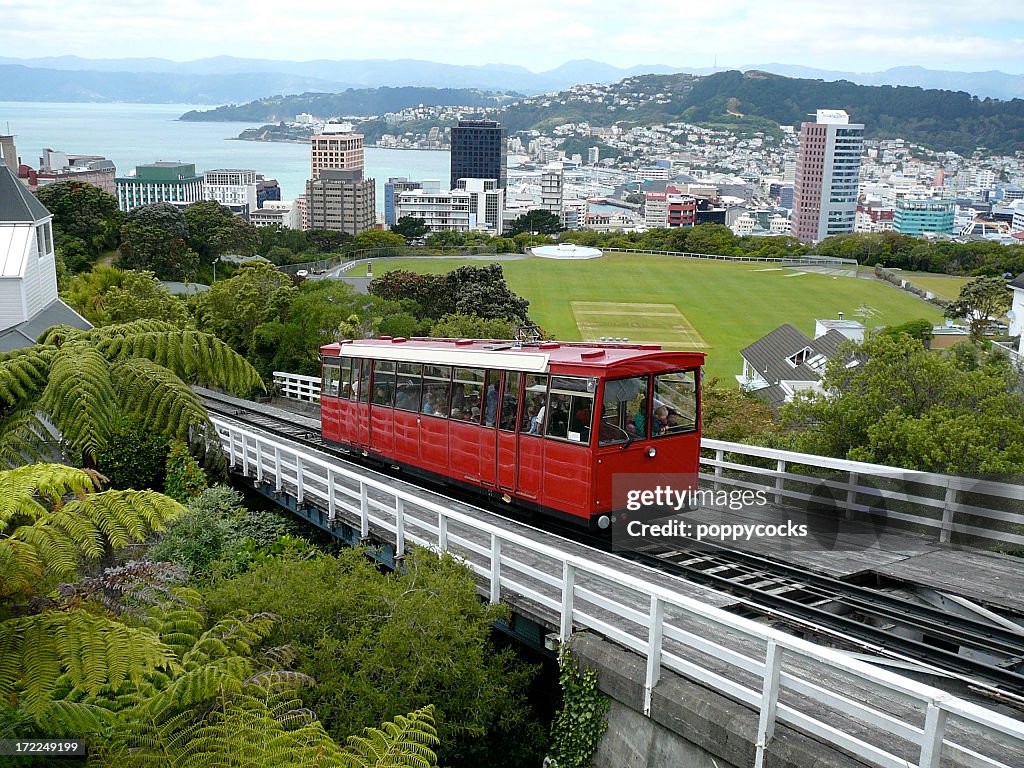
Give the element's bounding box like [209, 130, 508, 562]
[0, 64, 350, 104]
[490, 70, 1024, 155]
[4, 55, 1021, 102]
[180, 87, 521, 122]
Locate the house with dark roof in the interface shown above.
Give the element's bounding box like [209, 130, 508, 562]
[736, 318, 863, 408]
[1009, 272, 1024, 359]
[0, 163, 90, 352]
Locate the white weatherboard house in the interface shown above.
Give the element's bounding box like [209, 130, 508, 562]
[1010, 273, 1024, 357]
[0, 164, 91, 351]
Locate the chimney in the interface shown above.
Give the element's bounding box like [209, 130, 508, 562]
[0, 135, 18, 175]
[837, 311, 844, 320]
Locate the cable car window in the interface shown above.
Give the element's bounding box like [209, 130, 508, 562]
[499, 371, 521, 432]
[451, 368, 484, 424]
[546, 376, 596, 444]
[347, 358, 362, 401]
[394, 363, 422, 412]
[322, 364, 341, 398]
[421, 365, 452, 418]
[356, 359, 371, 403]
[337, 357, 353, 400]
[599, 375, 650, 446]
[652, 370, 698, 436]
[372, 360, 396, 407]
[522, 374, 549, 434]
[483, 370, 501, 428]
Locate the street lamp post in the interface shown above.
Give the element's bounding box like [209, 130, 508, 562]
[213, 257, 220, 283]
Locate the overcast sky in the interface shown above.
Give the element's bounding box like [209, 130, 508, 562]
[2, 0, 1023, 73]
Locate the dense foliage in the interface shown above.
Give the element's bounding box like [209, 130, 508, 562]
[202, 549, 546, 768]
[63, 267, 192, 327]
[35, 181, 121, 272]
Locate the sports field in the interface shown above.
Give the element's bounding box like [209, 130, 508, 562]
[348, 254, 944, 383]
[897, 273, 970, 301]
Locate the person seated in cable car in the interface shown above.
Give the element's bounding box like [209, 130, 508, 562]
[652, 406, 669, 436]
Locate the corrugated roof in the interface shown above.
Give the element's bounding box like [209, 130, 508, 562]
[0, 164, 51, 223]
[1010, 273, 1024, 290]
[740, 324, 852, 408]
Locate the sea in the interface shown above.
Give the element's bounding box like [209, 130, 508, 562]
[0, 102, 451, 209]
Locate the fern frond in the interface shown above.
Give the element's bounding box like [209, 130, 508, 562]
[96, 329, 265, 395]
[343, 706, 439, 768]
[110, 358, 212, 441]
[0, 347, 53, 409]
[39, 345, 119, 462]
[2, 610, 179, 719]
[0, 408, 53, 469]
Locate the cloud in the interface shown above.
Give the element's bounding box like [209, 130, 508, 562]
[0, 0, 1021, 72]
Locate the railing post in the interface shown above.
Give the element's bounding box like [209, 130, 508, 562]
[359, 481, 369, 538]
[845, 470, 858, 520]
[241, 434, 250, 477]
[774, 459, 786, 506]
[754, 639, 783, 768]
[395, 497, 405, 556]
[917, 702, 948, 768]
[714, 448, 724, 492]
[940, 483, 957, 544]
[327, 469, 336, 522]
[295, 456, 304, 503]
[227, 430, 237, 467]
[489, 536, 501, 604]
[438, 512, 448, 553]
[273, 446, 282, 492]
[255, 440, 264, 482]
[559, 563, 575, 643]
[643, 596, 665, 716]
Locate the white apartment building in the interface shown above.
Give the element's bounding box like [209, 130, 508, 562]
[250, 200, 301, 229]
[540, 166, 564, 215]
[636, 166, 672, 182]
[310, 123, 364, 181]
[644, 192, 668, 228]
[203, 169, 258, 215]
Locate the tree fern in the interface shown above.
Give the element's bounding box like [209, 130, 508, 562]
[0, 407, 52, 469]
[39, 345, 119, 462]
[342, 707, 439, 768]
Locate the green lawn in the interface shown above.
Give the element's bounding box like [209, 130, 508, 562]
[351, 255, 943, 383]
[897, 273, 970, 301]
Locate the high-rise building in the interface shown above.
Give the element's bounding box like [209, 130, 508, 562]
[893, 198, 956, 236]
[587, 146, 600, 166]
[203, 169, 258, 216]
[450, 120, 506, 189]
[305, 169, 375, 235]
[540, 166, 563, 216]
[311, 123, 365, 181]
[791, 110, 864, 243]
[31, 149, 117, 195]
[305, 123, 375, 235]
[115, 162, 204, 212]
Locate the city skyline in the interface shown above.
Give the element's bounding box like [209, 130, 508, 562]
[2, 1, 1022, 74]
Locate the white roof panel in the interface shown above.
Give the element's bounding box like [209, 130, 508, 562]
[0, 225, 30, 278]
[333, 343, 550, 373]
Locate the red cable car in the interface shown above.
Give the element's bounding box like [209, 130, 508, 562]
[319, 337, 704, 529]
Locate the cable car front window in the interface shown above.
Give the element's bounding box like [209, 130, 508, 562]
[599, 375, 650, 446]
[545, 376, 596, 444]
[652, 370, 698, 437]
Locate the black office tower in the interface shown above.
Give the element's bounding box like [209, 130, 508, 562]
[450, 120, 506, 189]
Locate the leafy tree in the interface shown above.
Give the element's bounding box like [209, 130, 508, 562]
[202, 550, 545, 768]
[700, 379, 776, 443]
[0, 319, 264, 469]
[164, 440, 208, 503]
[782, 334, 1024, 476]
[354, 229, 407, 250]
[119, 222, 200, 281]
[258, 224, 309, 256]
[505, 210, 562, 236]
[0, 463, 184, 720]
[368, 264, 529, 324]
[95, 417, 171, 491]
[251, 281, 379, 377]
[430, 313, 518, 339]
[306, 229, 354, 253]
[35, 181, 121, 260]
[184, 200, 258, 262]
[881, 318, 934, 342]
[680, 223, 736, 255]
[194, 261, 297, 358]
[944, 276, 1012, 340]
[63, 266, 192, 327]
[391, 216, 429, 241]
[124, 202, 189, 240]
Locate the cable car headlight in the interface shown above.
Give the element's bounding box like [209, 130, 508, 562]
[647, 447, 656, 458]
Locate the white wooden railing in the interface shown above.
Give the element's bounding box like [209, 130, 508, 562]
[272, 370, 1024, 548]
[211, 415, 1024, 768]
[272, 372, 321, 403]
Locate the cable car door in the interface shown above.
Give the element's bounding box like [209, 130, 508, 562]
[495, 371, 521, 493]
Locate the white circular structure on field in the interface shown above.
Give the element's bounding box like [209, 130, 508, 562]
[530, 243, 604, 260]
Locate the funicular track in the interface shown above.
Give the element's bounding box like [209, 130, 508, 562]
[199, 391, 1024, 709]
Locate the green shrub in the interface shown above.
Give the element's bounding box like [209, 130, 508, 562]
[95, 418, 170, 490]
[165, 440, 208, 502]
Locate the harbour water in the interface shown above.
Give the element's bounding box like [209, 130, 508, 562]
[0, 102, 451, 207]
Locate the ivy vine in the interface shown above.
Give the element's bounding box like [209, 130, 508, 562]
[547, 647, 609, 768]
